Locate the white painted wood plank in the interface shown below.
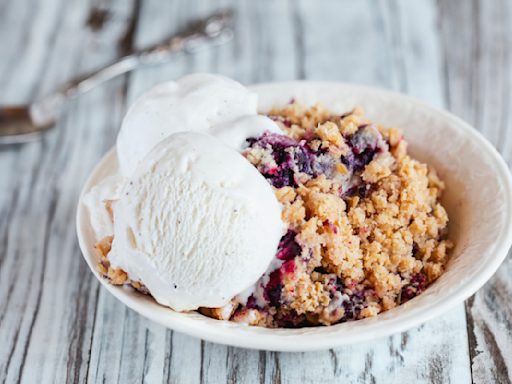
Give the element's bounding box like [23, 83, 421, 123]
[468, 258, 512, 384]
[200, 341, 229, 384]
[22, 27, 132, 384]
[439, 1, 512, 382]
[0, 0, 66, 102]
[87, 290, 128, 383]
[379, 0, 445, 108]
[296, 0, 393, 86]
[0, 0, 135, 383]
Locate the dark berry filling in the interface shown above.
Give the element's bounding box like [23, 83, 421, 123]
[263, 258, 297, 307]
[246, 132, 324, 188]
[246, 123, 387, 197]
[400, 273, 426, 303]
[264, 269, 283, 306]
[328, 277, 367, 323]
[340, 290, 366, 322]
[341, 126, 380, 173]
[276, 230, 301, 261]
[274, 311, 309, 328]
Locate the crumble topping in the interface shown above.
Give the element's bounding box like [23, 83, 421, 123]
[95, 235, 150, 293]
[94, 101, 453, 328]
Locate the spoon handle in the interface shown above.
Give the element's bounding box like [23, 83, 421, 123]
[30, 10, 234, 126]
[65, 10, 234, 97]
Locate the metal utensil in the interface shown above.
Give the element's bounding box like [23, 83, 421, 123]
[0, 10, 234, 145]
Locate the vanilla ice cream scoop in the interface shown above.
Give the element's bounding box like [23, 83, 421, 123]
[108, 132, 285, 311]
[117, 73, 282, 177]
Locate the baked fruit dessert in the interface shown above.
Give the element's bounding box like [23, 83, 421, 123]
[238, 102, 452, 327]
[86, 74, 452, 328]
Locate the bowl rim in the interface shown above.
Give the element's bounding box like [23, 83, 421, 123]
[76, 80, 512, 352]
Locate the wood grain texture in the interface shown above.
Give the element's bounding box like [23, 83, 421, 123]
[0, 1, 135, 383]
[0, 0, 509, 383]
[438, 1, 512, 383]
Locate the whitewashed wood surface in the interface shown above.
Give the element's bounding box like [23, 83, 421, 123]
[0, 0, 510, 383]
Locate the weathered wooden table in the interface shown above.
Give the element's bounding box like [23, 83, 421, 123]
[1, 0, 511, 383]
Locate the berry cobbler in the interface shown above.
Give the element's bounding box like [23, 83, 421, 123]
[94, 101, 453, 328]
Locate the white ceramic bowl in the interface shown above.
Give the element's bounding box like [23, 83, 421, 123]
[76, 81, 512, 352]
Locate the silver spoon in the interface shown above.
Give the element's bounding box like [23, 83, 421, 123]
[0, 10, 234, 145]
